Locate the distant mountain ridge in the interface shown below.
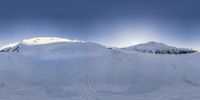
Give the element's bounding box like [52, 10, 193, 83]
[122, 41, 196, 54]
[0, 37, 197, 55]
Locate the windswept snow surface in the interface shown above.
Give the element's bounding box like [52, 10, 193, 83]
[0, 37, 200, 100]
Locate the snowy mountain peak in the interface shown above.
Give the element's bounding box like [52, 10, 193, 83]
[122, 41, 196, 54]
[137, 41, 168, 46]
[142, 41, 169, 46]
[132, 41, 175, 50]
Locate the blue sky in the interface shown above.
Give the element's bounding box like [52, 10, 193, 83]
[0, 0, 200, 49]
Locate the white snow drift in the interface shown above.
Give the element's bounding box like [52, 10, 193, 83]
[0, 37, 199, 100]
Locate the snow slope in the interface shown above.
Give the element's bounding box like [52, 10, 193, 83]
[0, 37, 200, 100]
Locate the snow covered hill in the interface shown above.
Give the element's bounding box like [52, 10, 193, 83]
[0, 37, 84, 53]
[0, 37, 200, 100]
[122, 41, 196, 54]
[0, 37, 108, 59]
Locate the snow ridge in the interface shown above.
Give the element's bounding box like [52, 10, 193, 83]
[21, 37, 83, 46]
[0, 37, 84, 53]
